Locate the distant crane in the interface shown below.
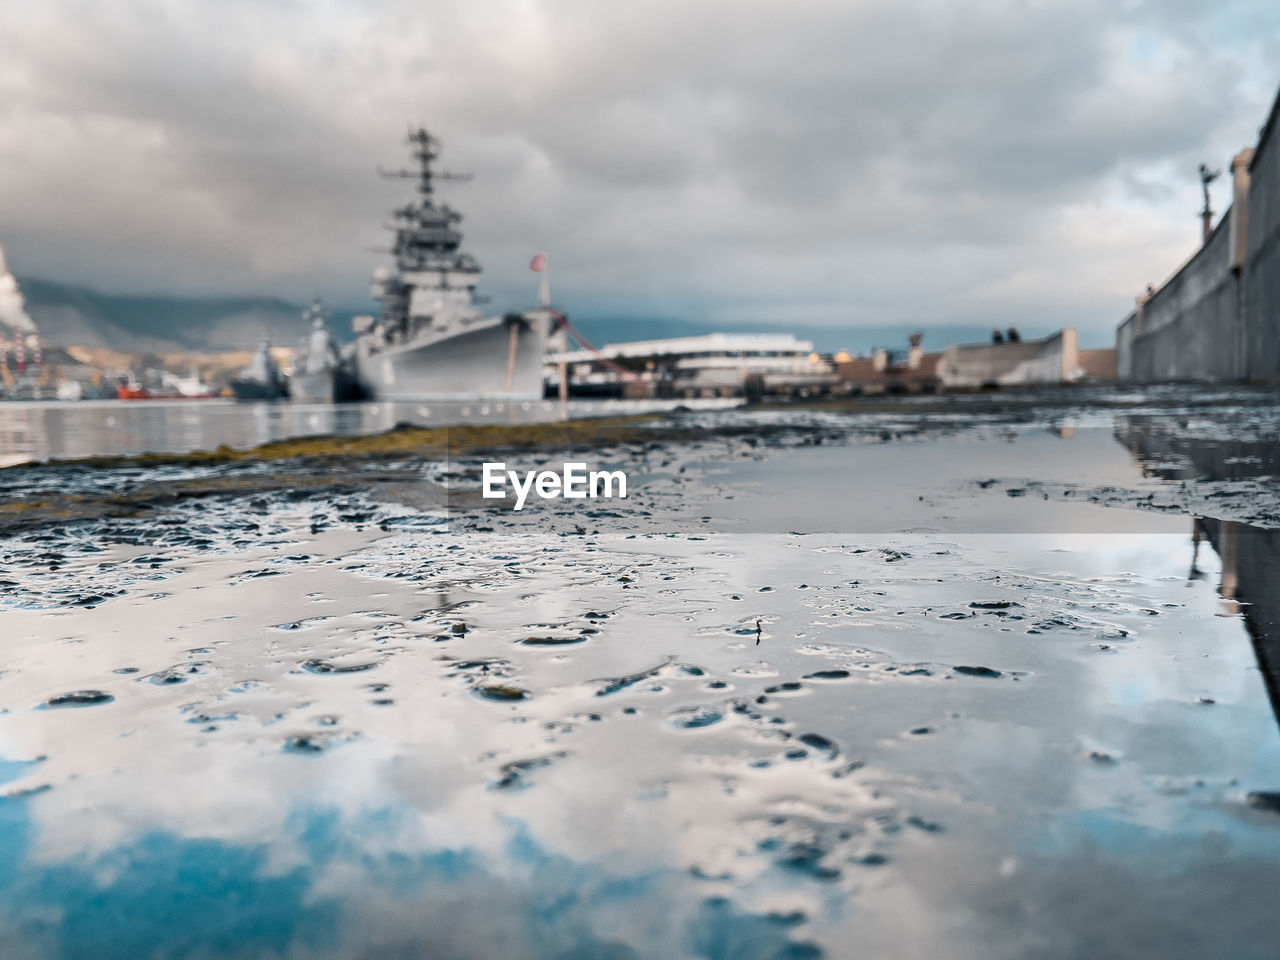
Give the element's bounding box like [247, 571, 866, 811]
[1199, 162, 1221, 242]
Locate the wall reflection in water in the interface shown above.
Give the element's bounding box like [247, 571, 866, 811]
[1194, 518, 1280, 727]
[1119, 413, 1280, 727]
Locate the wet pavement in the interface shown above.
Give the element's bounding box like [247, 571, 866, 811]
[2, 386, 1279, 959]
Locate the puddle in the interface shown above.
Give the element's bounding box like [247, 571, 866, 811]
[3, 390, 1280, 957]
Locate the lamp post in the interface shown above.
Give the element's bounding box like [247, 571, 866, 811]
[1199, 162, 1221, 243]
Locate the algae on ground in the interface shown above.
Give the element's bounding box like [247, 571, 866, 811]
[3, 414, 668, 472]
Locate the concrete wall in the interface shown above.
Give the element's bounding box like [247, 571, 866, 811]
[939, 328, 1077, 388]
[1121, 209, 1240, 381]
[1244, 98, 1280, 381]
[1077, 347, 1116, 380]
[1119, 85, 1280, 382]
[1116, 311, 1136, 378]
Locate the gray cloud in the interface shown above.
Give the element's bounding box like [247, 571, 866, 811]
[0, 0, 1276, 343]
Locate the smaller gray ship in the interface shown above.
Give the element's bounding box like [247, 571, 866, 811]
[229, 339, 289, 401]
[290, 299, 361, 403]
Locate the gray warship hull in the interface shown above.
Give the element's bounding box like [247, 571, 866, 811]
[229, 379, 288, 401]
[355, 314, 549, 401]
[289, 367, 362, 404]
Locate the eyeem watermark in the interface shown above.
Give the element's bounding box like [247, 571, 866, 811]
[482, 462, 628, 510]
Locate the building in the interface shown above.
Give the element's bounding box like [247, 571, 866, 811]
[937, 328, 1114, 389]
[546, 332, 837, 399]
[834, 334, 942, 394]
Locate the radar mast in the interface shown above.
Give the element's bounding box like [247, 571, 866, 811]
[377, 128, 472, 204]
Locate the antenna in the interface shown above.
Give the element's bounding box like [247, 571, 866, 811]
[377, 127, 472, 199]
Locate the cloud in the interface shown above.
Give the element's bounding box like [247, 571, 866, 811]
[0, 0, 1276, 341]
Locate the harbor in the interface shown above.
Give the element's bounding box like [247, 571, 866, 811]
[0, 130, 1127, 408]
[3, 3, 1280, 957]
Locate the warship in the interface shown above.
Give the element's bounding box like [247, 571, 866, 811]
[229, 339, 289, 400]
[290, 299, 360, 403]
[352, 129, 553, 401]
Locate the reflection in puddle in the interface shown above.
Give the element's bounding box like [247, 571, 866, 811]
[2, 398, 1280, 957]
[3, 527, 1278, 958]
[1119, 411, 1280, 730]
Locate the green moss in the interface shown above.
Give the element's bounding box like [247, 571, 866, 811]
[3, 414, 672, 472]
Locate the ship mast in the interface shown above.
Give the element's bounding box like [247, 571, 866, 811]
[377, 128, 471, 206]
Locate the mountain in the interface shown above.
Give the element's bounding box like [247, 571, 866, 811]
[18, 278, 367, 353]
[18, 276, 1037, 357]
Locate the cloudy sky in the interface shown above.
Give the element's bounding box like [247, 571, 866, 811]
[0, 0, 1277, 344]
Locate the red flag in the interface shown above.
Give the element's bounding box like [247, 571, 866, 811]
[529, 253, 547, 272]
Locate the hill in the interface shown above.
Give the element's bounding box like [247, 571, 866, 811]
[18, 276, 1017, 357]
[18, 278, 359, 353]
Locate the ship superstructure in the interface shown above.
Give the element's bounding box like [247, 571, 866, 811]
[229, 338, 288, 401]
[353, 129, 551, 400]
[291, 298, 360, 403]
